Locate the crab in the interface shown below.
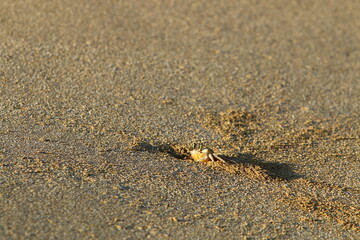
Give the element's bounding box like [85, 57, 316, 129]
[190, 148, 236, 165]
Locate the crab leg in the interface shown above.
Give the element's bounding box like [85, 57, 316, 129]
[208, 154, 216, 163]
[213, 154, 237, 164]
[208, 154, 218, 166]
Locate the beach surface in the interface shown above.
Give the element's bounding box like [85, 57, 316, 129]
[0, 0, 359, 239]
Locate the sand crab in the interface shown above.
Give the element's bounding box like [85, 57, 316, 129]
[190, 148, 236, 165]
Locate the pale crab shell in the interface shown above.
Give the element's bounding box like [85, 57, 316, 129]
[190, 148, 237, 164]
[190, 148, 215, 163]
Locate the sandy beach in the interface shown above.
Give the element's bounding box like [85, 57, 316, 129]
[0, 0, 359, 239]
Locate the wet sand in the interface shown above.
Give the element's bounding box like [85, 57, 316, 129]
[0, 0, 359, 239]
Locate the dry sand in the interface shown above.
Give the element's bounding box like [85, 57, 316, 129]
[0, 0, 359, 239]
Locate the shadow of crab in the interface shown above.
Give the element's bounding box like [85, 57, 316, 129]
[130, 140, 190, 160]
[219, 152, 303, 181]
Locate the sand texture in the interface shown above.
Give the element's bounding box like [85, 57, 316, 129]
[0, 0, 359, 239]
